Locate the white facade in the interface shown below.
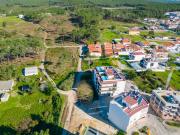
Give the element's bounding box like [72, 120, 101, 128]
[129, 53, 146, 61]
[108, 101, 130, 131]
[89, 52, 102, 57]
[93, 66, 126, 97]
[114, 81, 126, 96]
[118, 51, 130, 56]
[167, 44, 180, 54]
[0, 80, 14, 93]
[0, 93, 10, 102]
[24, 67, 38, 76]
[108, 91, 149, 131]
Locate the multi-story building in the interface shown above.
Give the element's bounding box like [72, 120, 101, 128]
[150, 90, 180, 121]
[93, 66, 126, 96]
[108, 91, 149, 131]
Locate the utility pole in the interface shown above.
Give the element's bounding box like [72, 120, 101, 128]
[165, 68, 174, 90]
[48, 0, 50, 7]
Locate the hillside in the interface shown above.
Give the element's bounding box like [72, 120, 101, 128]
[0, 0, 179, 7]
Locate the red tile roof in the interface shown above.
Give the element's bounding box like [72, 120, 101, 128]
[133, 52, 145, 55]
[143, 41, 150, 46]
[124, 96, 137, 106]
[104, 42, 113, 49]
[122, 38, 131, 44]
[88, 44, 102, 53]
[113, 44, 125, 50]
[163, 42, 175, 47]
[124, 102, 148, 116]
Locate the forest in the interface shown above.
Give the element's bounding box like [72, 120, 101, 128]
[0, 37, 43, 62]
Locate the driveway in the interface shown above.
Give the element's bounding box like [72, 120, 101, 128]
[127, 113, 180, 135]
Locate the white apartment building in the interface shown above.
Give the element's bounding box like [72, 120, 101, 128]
[129, 52, 146, 61]
[150, 90, 180, 121]
[93, 66, 126, 97]
[108, 91, 149, 131]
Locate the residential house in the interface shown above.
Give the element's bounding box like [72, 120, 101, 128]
[129, 27, 140, 35]
[140, 58, 166, 72]
[153, 46, 169, 62]
[18, 14, 24, 19]
[122, 38, 131, 45]
[23, 67, 38, 76]
[162, 42, 180, 54]
[104, 42, 113, 56]
[0, 80, 14, 93]
[150, 90, 180, 121]
[108, 90, 149, 131]
[129, 52, 146, 61]
[113, 44, 127, 55]
[0, 93, 10, 102]
[93, 66, 126, 97]
[88, 43, 102, 57]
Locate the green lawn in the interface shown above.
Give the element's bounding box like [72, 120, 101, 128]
[82, 58, 118, 70]
[99, 20, 145, 42]
[166, 121, 180, 127]
[45, 47, 78, 90]
[155, 71, 180, 90]
[132, 70, 180, 93]
[0, 16, 22, 24]
[0, 59, 66, 134]
[0, 91, 50, 126]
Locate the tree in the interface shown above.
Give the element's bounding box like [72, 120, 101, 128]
[148, 30, 155, 38]
[2, 21, 6, 27]
[117, 130, 126, 135]
[132, 131, 139, 135]
[124, 70, 137, 80]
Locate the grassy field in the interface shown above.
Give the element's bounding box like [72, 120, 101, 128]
[99, 20, 145, 42]
[82, 58, 118, 71]
[141, 30, 177, 37]
[166, 121, 180, 127]
[132, 70, 180, 93]
[0, 16, 45, 38]
[45, 47, 78, 90]
[0, 58, 41, 80]
[0, 59, 66, 134]
[77, 71, 94, 102]
[0, 91, 50, 126]
[155, 71, 180, 90]
[40, 15, 74, 46]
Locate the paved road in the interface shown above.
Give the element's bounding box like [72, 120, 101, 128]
[127, 113, 180, 135]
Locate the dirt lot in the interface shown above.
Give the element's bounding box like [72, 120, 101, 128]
[39, 15, 75, 46]
[68, 105, 117, 135]
[45, 47, 78, 90]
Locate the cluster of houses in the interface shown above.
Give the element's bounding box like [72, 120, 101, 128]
[88, 37, 180, 72]
[144, 11, 180, 31]
[92, 66, 180, 132]
[0, 66, 38, 102]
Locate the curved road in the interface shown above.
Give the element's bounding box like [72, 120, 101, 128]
[40, 32, 81, 135]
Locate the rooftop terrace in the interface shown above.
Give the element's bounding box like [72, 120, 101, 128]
[95, 66, 125, 82]
[115, 91, 149, 116]
[153, 90, 180, 106]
